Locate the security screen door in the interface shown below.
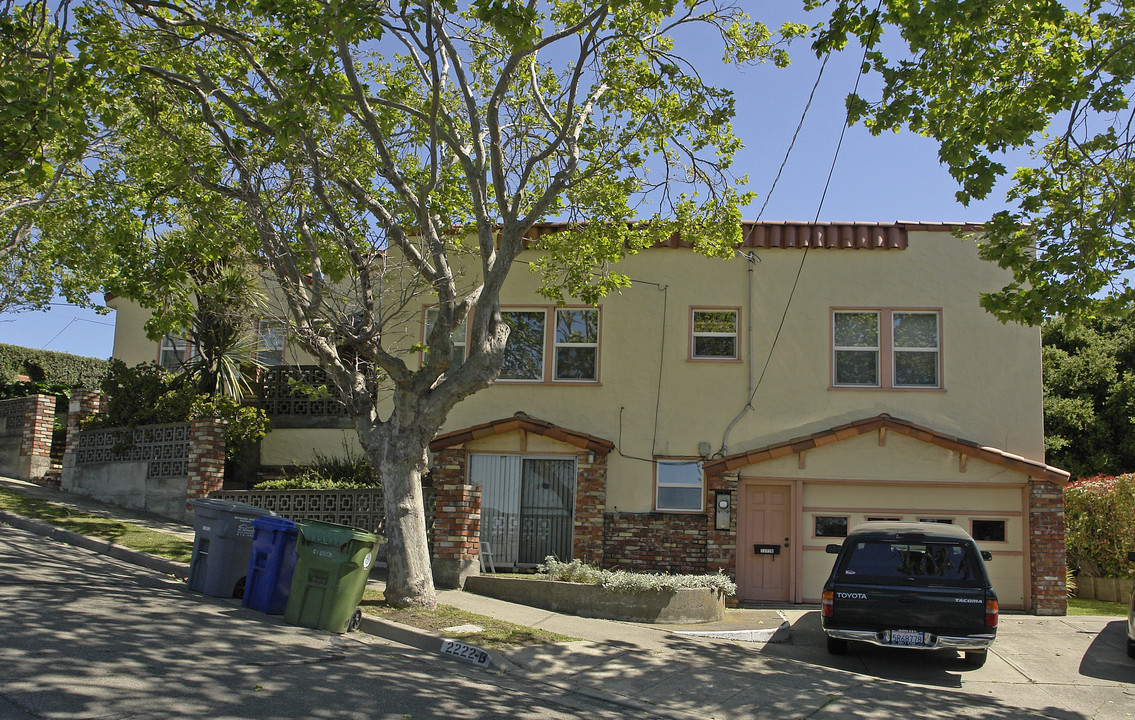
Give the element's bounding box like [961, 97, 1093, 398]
[470, 454, 576, 567]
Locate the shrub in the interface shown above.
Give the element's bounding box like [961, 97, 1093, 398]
[253, 447, 380, 490]
[537, 556, 737, 596]
[81, 360, 270, 456]
[1065, 474, 1135, 578]
[0, 343, 108, 386]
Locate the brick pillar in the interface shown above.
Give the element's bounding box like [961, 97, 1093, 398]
[187, 416, 226, 511]
[60, 390, 102, 492]
[573, 448, 607, 566]
[431, 447, 481, 589]
[14, 395, 55, 482]
[1029, 477, 1067, 615]
[705, 470, 739, 577]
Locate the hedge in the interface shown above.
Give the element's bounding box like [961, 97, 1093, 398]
[1065, 474, 1135, 578]
[0, 343, 109, 386]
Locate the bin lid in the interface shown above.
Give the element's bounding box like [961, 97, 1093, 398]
[189, 497, 275, 517]
[253, 515, 297, 532]
[296, 519, 378, 548]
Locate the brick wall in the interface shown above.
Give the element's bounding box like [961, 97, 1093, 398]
[602, 511, 709, 574]
[705, 471, 739, 575]
[1029, 477, 1067, 615]
[573, 449, 607, 566]
[187, 417, 226, 508]
[0, 395, 56, 482]
[430, 447, 480, 588]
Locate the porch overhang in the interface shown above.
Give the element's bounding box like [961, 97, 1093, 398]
[429, 413, 615, 455]
[703, 413, 1069, 484]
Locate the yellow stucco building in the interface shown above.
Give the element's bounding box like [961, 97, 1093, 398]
[107, 221, 1068, 613]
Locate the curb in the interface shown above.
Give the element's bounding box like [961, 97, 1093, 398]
[357, 614, 516, 674]
[0, 509, 190, 580]
[671, 610, 792, 643]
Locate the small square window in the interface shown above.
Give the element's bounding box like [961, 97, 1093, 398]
[158, 335, 191, 372]
[256, 320, 286, 366]
[815, 516, 848, 537]
[972, 520, 1006, 542]
[691, 309, 739, 359]
[655, 460, 703, 511]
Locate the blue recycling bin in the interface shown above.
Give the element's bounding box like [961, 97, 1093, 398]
[242, 515, 299, 614]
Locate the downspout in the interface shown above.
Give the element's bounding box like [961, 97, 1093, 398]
[720, 251, 758, 456]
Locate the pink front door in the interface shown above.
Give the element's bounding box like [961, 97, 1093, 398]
[737, 483, 792, 602]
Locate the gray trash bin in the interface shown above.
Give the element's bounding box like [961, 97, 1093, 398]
[188, 498, 274, 598]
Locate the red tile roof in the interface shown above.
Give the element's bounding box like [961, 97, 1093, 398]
[522, 221, 981, 250]
[702, 414, 1068, 484]
[429, 413, 615, 455]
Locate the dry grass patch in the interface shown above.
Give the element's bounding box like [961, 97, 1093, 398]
[0, 489, 193, 563]
[360, 588, 577, 651]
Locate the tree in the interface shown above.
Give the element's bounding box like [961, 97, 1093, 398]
[71, 0, 804, 607]
[1042, 312, 1135, 478]
[0, 0, 115, 313]
[810, 0, 1135, 325]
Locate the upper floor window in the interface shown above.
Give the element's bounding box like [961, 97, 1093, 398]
[554, 309, 599, 381]
[424, 307, 467, 372]
[158, 335, 192, 372]
[498, 307, 600, 383]
[655, 459, 704, 512]
[256, 319, 286, 366]
[690, 308, 739, 360]
[832, 309, 941, 389]
[500, 309, 548, 381]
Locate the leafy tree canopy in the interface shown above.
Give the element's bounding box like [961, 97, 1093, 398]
[811, 0, 1135, 324]
[1042, 312, 1135, 478]
[52, 0, 804, 607]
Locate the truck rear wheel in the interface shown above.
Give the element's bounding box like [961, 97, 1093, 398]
[964, 650, 987, 667]
[826, 636, 848, 655]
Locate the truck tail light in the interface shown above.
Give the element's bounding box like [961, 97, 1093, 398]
[822, 590, 834, 618]
[985, 597, 999, 628]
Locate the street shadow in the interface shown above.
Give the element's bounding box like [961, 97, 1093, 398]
[1077, 619, 1134, 682]
[563, 616, 1087, 720]
[0, 527, 627, 720]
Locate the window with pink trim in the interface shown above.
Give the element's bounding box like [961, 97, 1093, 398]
[832, 309, 941, 389]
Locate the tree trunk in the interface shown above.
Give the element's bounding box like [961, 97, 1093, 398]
[363, 428, 437, 609]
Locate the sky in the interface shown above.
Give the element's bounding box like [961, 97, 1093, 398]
[0, 7, 1032, 360]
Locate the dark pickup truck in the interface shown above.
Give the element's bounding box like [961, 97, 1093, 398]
[821, 521, 998, 667]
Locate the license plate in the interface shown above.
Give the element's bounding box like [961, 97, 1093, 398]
[889, 629, 928, 647]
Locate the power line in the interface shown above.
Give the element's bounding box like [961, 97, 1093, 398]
[746, 1, 885, 410]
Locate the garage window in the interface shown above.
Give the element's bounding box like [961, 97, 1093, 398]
[971, 520, 1007, 542]
[815, 516, 848, 538]
[918, 517, 953, 524]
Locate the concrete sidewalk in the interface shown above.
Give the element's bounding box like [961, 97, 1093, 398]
[0, 476, 797, 717]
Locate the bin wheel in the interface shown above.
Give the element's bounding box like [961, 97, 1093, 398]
[348, 609, 363, 632]
[233, 578, 246, 599]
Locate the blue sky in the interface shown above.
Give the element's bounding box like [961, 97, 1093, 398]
[0, 9, 1028, 360]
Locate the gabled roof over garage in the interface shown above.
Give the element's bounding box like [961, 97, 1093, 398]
[429, 413, 615, 455]
[703, 414, 1069, 484]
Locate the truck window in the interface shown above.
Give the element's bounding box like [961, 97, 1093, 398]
[839, 540, 982, 585]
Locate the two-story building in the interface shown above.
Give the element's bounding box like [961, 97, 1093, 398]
[107, 221, 1068, 614]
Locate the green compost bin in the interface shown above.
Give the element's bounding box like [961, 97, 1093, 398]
[284, 520, 378, 634]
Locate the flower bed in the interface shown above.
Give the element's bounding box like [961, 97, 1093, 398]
[462, 558, 733, 624]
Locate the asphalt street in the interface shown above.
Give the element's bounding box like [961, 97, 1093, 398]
[0, 524, 635, 720]
[2, 517, 1134, 719]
